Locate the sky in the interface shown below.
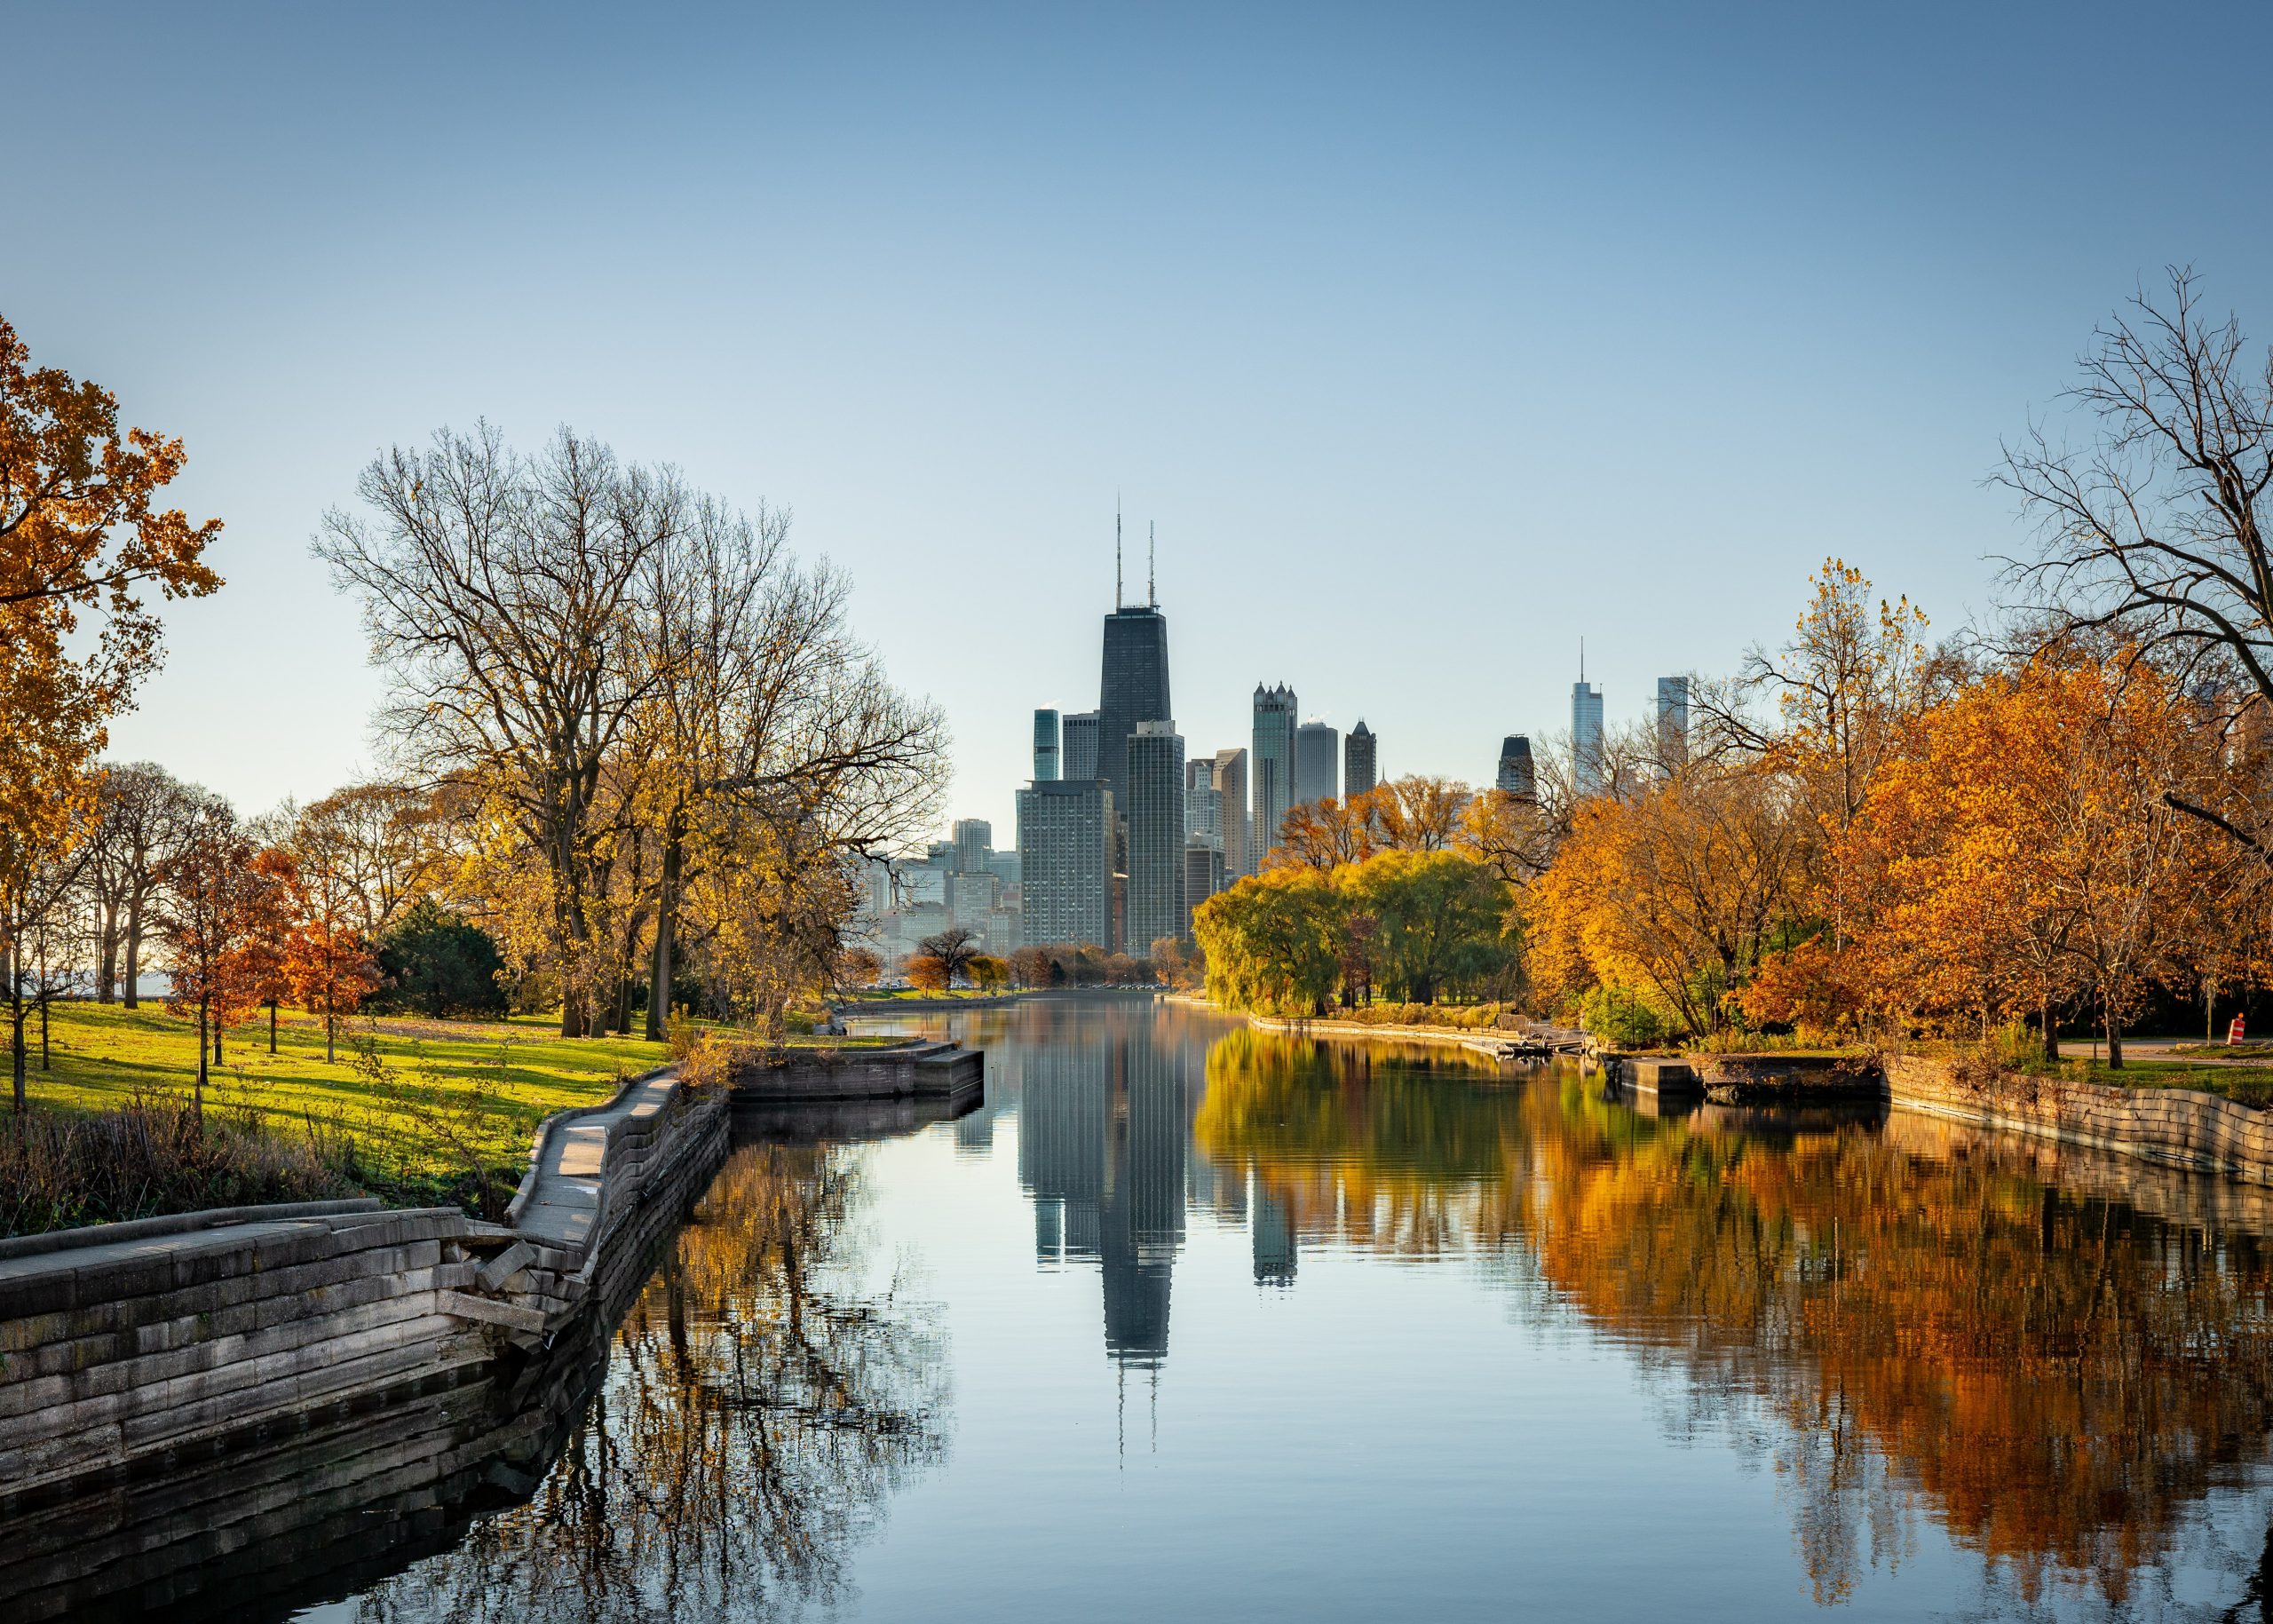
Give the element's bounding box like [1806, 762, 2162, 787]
[10, 2, 2273, 841]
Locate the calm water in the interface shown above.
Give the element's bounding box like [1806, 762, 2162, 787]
[304, 996, 2273, 1622]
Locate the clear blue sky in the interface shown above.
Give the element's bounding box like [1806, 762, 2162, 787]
[10, 2, 2271, 840]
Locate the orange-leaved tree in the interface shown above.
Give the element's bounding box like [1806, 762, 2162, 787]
[154, 801, 260, 1117]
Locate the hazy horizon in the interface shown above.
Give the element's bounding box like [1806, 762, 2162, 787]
[12, 2, 2273, 838]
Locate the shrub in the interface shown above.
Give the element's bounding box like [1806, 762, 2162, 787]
[371, 900, 510, 1018]
[1580, 984, 1673, 1050]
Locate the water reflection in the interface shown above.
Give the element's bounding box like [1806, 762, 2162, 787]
[354, 1137, 947, 1624]
[1190, 1026, 2273, 1612]
[21, 998, 2273, 1620]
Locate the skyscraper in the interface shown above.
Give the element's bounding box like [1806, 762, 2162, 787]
[1496, 734, 1537, 798]
[1033, 709, 1061, 781]
[1251, 685, 1297, 860]
[951, 819, 992, 874]
[1182, 833, 1225, 933]
[1098, 567, 1172, 814]
[1295, 720, 1339, 807]
[1572, 680, 1605, 796]
[1343, 720, 1377, 797]
[1214, 747, 1250, 879]
[1655, 675, 1691, 764]
[1062, 710, 1102, 782]
[1184, 758, 1222, 841]
[1018, 780, 1113, 947]
[1125, 722, 1186, 956]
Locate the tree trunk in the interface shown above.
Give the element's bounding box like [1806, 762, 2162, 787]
[97, 900, 118, 1002]
[2105, 1009, 2124, 1070]
[325, 991, 337, 1065]
[38, 995, 49, 1072]
[123, 899, 143, 1010]
[2040, 997, 2060, 1061]
[269, 1000, 279, 1054]
[645, 817, 683, 1042]
[195, 996, 209, 1122]
[9, 939, 24, 1113]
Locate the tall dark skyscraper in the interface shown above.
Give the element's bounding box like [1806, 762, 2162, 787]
[1251, 685, 1297, 860]
[1343, 720, 1377, 797]
[1497, 734, 1536, 798]
[1033, 708, 1061, 780]
[1099, 606, 1172, 812]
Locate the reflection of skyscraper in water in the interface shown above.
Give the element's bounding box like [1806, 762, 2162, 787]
[1251, 1183, 1297, 1286]
[1015, 1006, 1191, 1367]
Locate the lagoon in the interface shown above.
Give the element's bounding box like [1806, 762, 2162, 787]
[283, 994, 2273, 1621]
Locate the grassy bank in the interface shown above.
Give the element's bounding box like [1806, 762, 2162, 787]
[12, 1002, 671, 1219]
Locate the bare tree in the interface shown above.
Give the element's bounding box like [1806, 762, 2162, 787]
[75, 762, 202, 1007]
[317, 425, 685, 1036]
[2003, 268, 2273, 852]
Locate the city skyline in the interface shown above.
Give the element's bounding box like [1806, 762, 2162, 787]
[15, 8, 2204, 840]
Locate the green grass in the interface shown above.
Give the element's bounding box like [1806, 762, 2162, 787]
[17, 1002, 670, 1200]
[2003, 1052, 2273, 1106]
[8, 1002, 912, 1223]
[2170, 1042, 2273, 1061]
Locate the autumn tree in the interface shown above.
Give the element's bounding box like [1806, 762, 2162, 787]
[1528, 757, 1809, 1037]
[317, 426, 685, 1037]
[916, 924, 981, 988]
[1347, 851, 1514, 1005]
[225, 847, 301, 1056]
[295, 780, 440, 938]
[0, 317, 222, 1030]
[78, 762, 202, 1005]
[154, 800, 259, 1116]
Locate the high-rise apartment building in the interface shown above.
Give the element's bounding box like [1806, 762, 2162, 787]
[1033, 709, 1061, 781]
[1572, 680, 1605, 796]
[1184, 758, 1222, 841]
[1655, 675, 1691, 764]
[1251, 685, 1298, 861]
[1125, 722, 1186, 956]
[1343, 720, 1377, 797]
[1099, 605, 1172, 813]
[1295, 720, 1339, 807]
[1018, 779, 1114, 948]
[1062, 710, 1102, 782]
[951, 819, 992, 874]
[1214, 748, 1250, 880]
[1182, 833, 1225, 935]
[1496, 734, 1537, 798]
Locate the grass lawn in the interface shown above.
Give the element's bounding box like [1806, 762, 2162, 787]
[2004, 1053, 2273, 1105]
[18, 1002, 672, 1194]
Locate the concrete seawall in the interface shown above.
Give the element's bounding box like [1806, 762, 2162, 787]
[1884, 1055, 2273, 1186]
[0, 1063, 731, 1536]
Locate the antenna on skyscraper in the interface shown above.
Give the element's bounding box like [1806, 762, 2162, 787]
[1114, 496, 1123, 609]
[1148, 520, 1156, 607]
[1580, 637, 1586, 684]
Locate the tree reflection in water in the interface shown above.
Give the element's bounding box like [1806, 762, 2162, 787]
[1194, 1030, 2273, 1613]
[358, 1142, 946, 1624]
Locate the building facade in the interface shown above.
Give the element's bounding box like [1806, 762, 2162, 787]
[1062, 710, 1103, 783]
[1182, 833, 1225, 936]
[1295, 720, 1339, 807]
[1124, 721, 1187, 956]
[1184, 758, 1222, 842]
[1572, 681, 1605, 797]
[1214, 747, 1250, 879]
[1343, 720, 1377, 797]
[1098, 606, 1172, 813]
[1496, 734, 1537, 798]
[1033, 708, 1061, 781]
[1655, 675, 1691, 764]
[1251, 685, 1298, 860]
[1017, 780, 1114, 948]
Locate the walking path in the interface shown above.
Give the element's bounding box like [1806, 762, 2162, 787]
[510, 1068, 681, 1251]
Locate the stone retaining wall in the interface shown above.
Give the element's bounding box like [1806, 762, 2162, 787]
[0, 1065, 731, 1536]
[1885, 1055, 2273, 1185]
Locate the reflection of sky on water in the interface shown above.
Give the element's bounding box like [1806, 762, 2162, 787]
[319, 996, 2273, 1622]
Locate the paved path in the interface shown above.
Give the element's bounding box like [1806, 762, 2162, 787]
[513, 1070, 679, 1251]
